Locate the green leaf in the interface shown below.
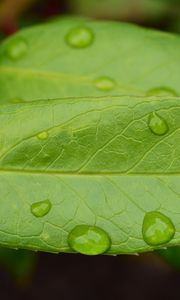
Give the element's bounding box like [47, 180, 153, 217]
[0, 95, 179, 254]
[0, 19, 180, 103]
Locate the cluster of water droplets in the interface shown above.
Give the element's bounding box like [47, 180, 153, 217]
[30, 199, 175, 254]
[5, 25, 179, 97]
[4, 25, 178, 255]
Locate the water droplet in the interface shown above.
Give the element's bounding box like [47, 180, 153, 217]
[65, 27, 94, 48]
[146, 87, 178, 97]
[142, 211, 175, 246]
[148, 112, 169, 136]
[31, 200, 52, 218]
[95, 76, 116, 91]
[37, 131, 49, 140]
[6, 37, 28, 60]
[68, 225, 111, 255]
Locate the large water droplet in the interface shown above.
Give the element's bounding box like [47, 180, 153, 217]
[68, 225, 111, 255]
[142, 211, 175, 246]
[146, 87, 178, 97]
[148, 112, 168, 136]
[31, 200, 52, 217]
[65, 27, 94, 48]
[95, 76, 116, 91]
[37, 131, 49, 140]
[6, 37, 28, 60]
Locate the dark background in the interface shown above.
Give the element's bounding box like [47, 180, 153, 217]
[0, 0, 180, 299]
[1, 252, 180, 300]
[0, 0, 180, 35]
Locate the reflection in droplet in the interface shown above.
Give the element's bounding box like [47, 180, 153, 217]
[148, 112, 168, 136]
[65, 27, 94, 48]
[31, 200, 52, 217]
[95, 76, 116, 92]
[142, 211, 175, 246]
[68, 225, 111, 255]
[37, 131, 49, 140]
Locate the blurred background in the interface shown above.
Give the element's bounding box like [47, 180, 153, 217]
[0, 0, 180, 36]
[0, 0, 180, 299]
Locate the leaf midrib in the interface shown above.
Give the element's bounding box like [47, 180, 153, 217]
[0, 168, 179, 177]
[0, 66, 142, 94]
[0, 66, 89, 82]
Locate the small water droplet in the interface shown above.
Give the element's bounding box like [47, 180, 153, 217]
[37, 131, 49, 140]
[142, 211, 175, 246]
[95, 76, 116, 91]
[6, 37, 28, 60]
[31, 200, 52, 218]
[65, 27, 94, 48]
[148, 112, 168, 136]
[146, 87, 178, 97]
[68, 225, 111, 255]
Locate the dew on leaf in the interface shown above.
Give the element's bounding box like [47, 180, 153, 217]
[94, 76, 116, 91]
[31, 200, 52, 218]
[148, 112, 169, 136]
[142, 211, 175, 246]
[37, 131, 49, 140]
[146, 87, 178, 97]
[65, 27, 94, 48]
[6, 37, 28, 60]
[68, 225, 111, 255]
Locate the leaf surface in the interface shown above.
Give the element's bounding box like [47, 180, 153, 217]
[0, 19, 180, 103]
[0, 95, 179, 254]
